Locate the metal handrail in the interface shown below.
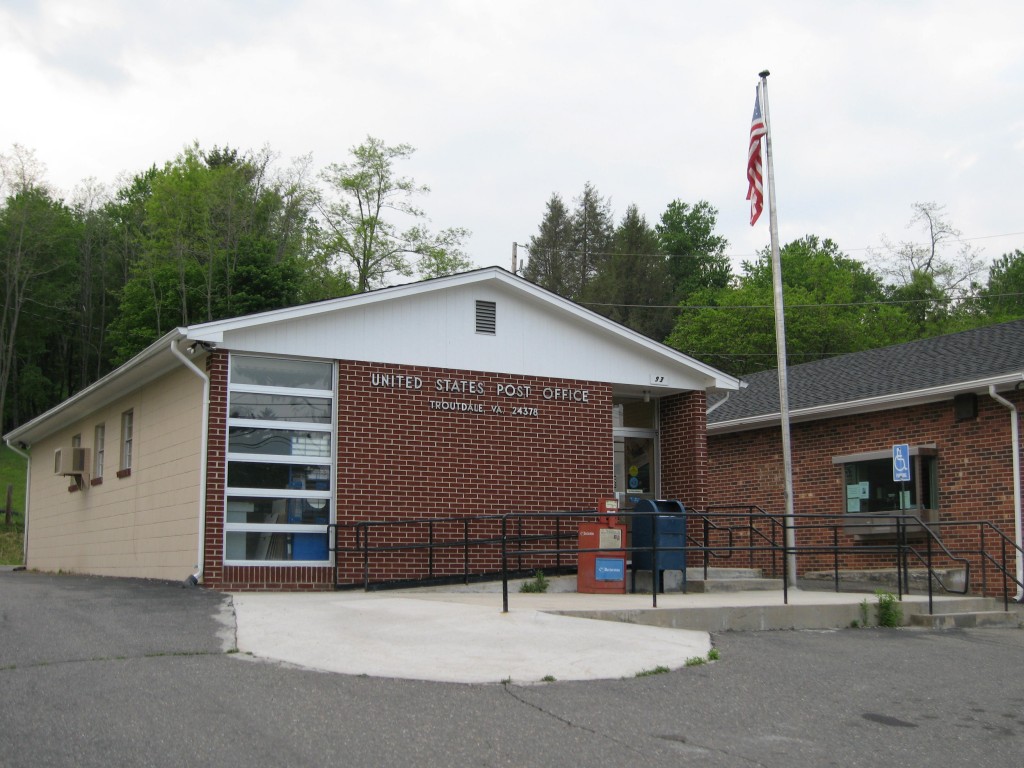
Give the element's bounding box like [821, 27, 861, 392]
[329, 508, 1021, 614]
[333, 511, 591, 589]
[701, 504, 785, 574]
[919, 519, 1024, 610]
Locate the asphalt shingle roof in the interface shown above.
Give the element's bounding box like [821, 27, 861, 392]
[708, 319, 1024, 424]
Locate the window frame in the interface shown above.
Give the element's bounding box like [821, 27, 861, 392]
[118, 410, 134, 477]
[832, 445, 939, 535]
[223, 354, 336, 566]
[93, 424, 105, 484]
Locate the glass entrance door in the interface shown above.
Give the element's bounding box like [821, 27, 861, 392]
[614, 434, 657, 512]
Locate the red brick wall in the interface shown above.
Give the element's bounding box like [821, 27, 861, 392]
[334, 361, 613, 586]
[706, 392, 1023, 596]
[661, 390, 709, 509]
[202, 353, 618, 590]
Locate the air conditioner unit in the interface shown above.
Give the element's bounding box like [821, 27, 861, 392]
[54, 447, 90, 476]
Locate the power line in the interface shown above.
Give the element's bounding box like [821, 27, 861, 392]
[519, 230, 1024, 262]
[581, 292, 1024, 312]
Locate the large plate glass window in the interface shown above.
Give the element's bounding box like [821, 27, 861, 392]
[224, 354, 335, 564]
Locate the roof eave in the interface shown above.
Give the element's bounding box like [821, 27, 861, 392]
[707, 371, 1024, 435]
[3, 329, 188, 447]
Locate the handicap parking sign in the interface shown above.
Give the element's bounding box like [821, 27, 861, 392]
[892, 444, 910, 482]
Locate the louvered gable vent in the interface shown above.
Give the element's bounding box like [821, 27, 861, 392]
[475, 300, 496, 334]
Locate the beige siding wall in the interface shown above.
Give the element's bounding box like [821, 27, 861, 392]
[26, 366, 204, 580]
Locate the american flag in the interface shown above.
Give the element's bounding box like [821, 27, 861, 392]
[746, 86, 766, 226]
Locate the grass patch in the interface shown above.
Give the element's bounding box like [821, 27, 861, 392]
[540, 674, 556, 682]
[635, 665, 670, 677]
[0, 446, 27, 565]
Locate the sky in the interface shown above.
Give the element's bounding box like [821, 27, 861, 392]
[2, 0, 1023, 278]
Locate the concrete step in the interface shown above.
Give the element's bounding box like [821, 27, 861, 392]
[628, 567, 781, 594]
[803, 567, 967, 593]
[909, 610, 1021, 629]
[556, 595, 1013, 633]
[686, 567, 763, 579]
[686, 577, 784, 593]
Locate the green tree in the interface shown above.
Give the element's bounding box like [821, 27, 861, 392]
[667, 236, 906, 375]
[978, 250, 1024, 321]
[524, 183, 614, 302]
[69, 179, 120, 388]
[0, 150, 80, 433]
[656, 199, 731, 303]
[870, 202, 986, 335]
[569, 182, 614, 300]
[524, 193, 574, 296]
[107, 144, 320, 363]
[319, 137, 471, 292]
[582, 204, 672, 339]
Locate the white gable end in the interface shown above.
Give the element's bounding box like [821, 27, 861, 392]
[190, 269, 736, 394]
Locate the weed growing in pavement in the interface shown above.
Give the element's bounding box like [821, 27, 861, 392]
[635, 665, 671, 677]
[875, 589, 903, 627]
[519, 570, 550, 593]
[859, 598, 870, 627]
[540, 675, 556, 682]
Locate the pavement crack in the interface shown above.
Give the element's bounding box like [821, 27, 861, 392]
[500, 683, 647, 756]
[0, 649, 231, 673]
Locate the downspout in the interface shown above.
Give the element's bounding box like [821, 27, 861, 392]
[706, 391, 731, 416]
[988, 384, 1024, 601]
[171, 340, 210, 585]
[4, 439, 31, 568]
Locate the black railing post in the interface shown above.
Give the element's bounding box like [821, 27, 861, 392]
[361, 524, 370, 590]
[895, 517, 904, 598]
[517, 517, 524, 573]
[555, 516, 562, 572]
[832, 526, 840, 593]
[782, 524, 789, 605]
[501, 515, 509, 614]
[747, 509, 755, 571]
[904, 517, 911, 598]
[703, 515, 710, 580]
[981, 523, 989, 596]
[926, 531, 934, 615]
[651, 512, 658, 609]
[772, 511, 780, 578]
[1001, 535, 1009, 611]
[330, 524, 338, 590]
[463, 519, 470, 585]
[428, 520, 435, 580]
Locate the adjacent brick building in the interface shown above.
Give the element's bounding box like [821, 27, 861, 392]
[706, 320, 1024, 598]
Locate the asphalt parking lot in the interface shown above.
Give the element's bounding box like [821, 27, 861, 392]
[2, 570, 1023, 768]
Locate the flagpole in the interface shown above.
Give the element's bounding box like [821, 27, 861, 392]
[759, 70, 798, 588]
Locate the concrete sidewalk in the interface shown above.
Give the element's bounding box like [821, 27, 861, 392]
[232, 590, 712, 684]
[230, 583, 1004, 684]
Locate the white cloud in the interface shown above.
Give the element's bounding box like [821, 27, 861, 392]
[1, 0, 1022, 273]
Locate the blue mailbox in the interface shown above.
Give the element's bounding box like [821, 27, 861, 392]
[630, 499, 686, 594]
